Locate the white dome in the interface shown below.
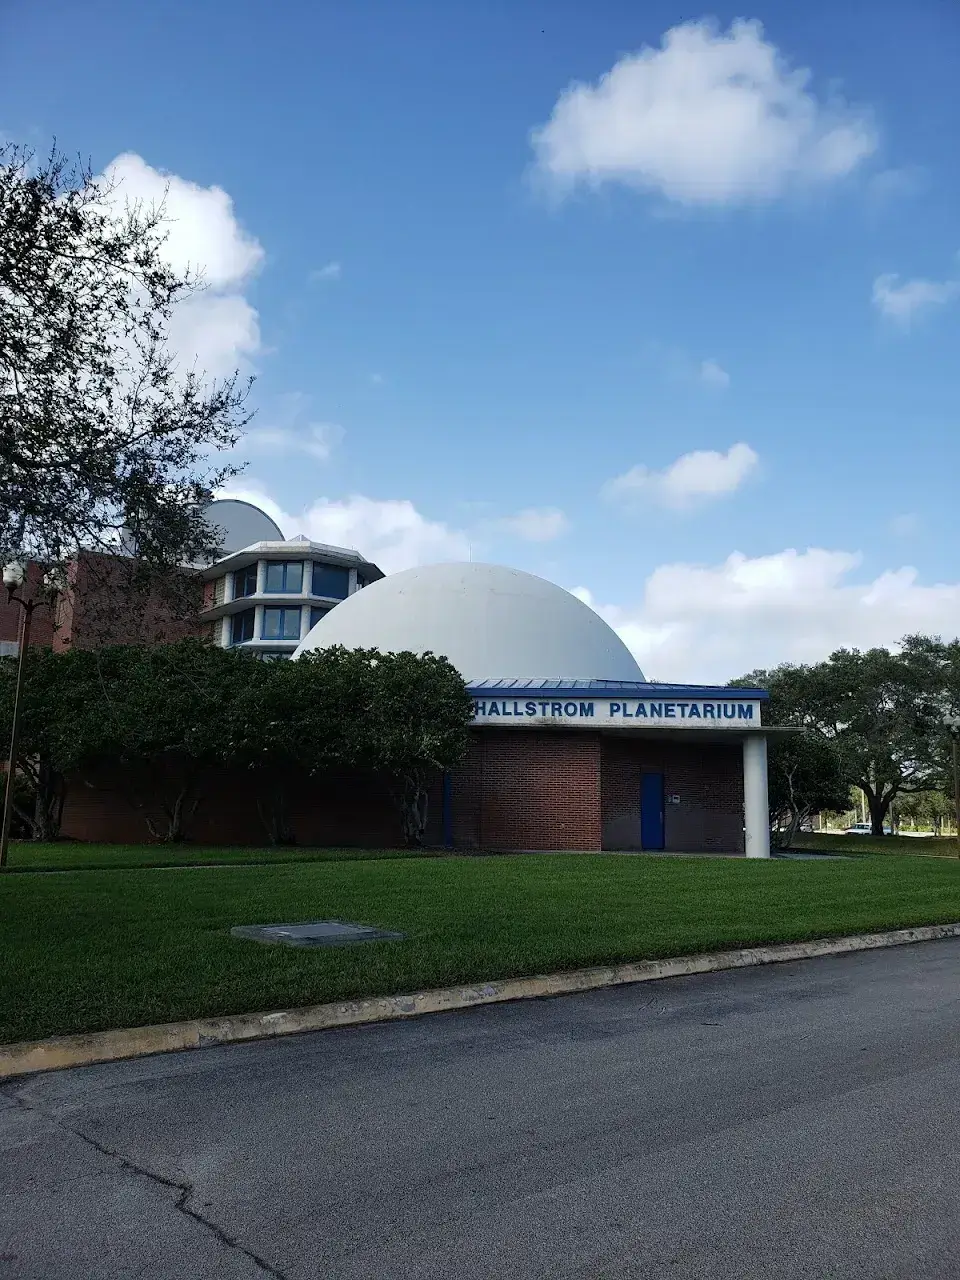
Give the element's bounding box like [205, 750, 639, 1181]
[293, 562, 645, 682]
[205, 499, 284, 552]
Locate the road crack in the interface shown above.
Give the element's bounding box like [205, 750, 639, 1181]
[1, 1083, 289, 1279]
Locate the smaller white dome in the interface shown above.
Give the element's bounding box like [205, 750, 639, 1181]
[294, 562, 645, 682]
[205, 499, 284, 552]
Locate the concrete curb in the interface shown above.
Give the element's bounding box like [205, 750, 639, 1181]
[4, 920, 960, 1080]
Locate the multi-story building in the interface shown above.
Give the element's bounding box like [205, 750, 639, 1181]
[200, 535, 382, 659]
[1, 500, 382, 657]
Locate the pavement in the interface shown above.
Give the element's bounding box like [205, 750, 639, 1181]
[4, 941, 960, 1279]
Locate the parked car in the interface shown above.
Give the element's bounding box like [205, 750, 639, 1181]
[843, 822, 892, 836]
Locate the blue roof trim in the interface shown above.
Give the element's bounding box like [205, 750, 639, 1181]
[466, 679, 768, 699]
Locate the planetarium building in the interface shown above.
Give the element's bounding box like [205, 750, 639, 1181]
[295, 562, 771, 858]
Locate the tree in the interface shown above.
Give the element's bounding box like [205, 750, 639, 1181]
[220, 647, 375, 844]
[73, 640, 253, 841]
[225, 647, 474, 847]
[897, 789, 953, 835]
[1, 142, 251, 632]
[766, 733, 848, 849]
[364, 650, 474, 845]
[0, 647, 95, 839]
[4, 640, 474, 847]
[736, 637, 948, 836]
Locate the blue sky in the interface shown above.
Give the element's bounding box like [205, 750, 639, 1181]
[3, 1, 959, 679]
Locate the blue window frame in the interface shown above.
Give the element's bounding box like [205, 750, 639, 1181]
[309, 606, 329, 630]
[262, 607, 301, 641]
[230, 608, 255, 644]
[311, 563, 349, 599]
[264, 561, 303, 593]
[233, 564, 257, 598]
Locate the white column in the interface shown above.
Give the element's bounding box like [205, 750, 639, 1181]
[348, 567, 358, 595]
[220, 616, 231, 648]
[743, 734, 770, 859]
[255, 559, 267, 594]
[299, 604, 311, 640]
[223, 571, 234, 604]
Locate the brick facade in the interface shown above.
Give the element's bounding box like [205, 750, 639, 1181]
[600, 736, 744, 853]
[51, 554, 202, 652]
[62, 765, 443, 849]
[2, 553, 203, 655]
[61, 729, 745, 852]
[450, 730, 602, 851]
[0, 563, 56, 650]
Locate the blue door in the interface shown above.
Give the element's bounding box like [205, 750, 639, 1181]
[640, 772, 665, 850]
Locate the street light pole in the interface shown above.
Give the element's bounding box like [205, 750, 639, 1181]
[0, 561, 61, 871]
[0, 596, 34, 869]
[943, 717, 960, 861]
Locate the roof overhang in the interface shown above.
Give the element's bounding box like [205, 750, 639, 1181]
[467, 682, 770, 733]
[200, 541, 384, 581]
[466, 680, 769, 699]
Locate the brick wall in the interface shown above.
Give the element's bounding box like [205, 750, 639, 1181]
[0, 563, 56, 649]
[53, 553, 203, 651]
[61, 764, 435, 848]
[601, 737, 744, 853]
[450, 733, 484, 847]
[58, 730, 743, 853]
[450, 729, 602, 851]
[65, 757, 442, 849]
[2, 554, 205, 655]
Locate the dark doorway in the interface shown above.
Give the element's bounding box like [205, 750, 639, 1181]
[640, 771, 665, 850]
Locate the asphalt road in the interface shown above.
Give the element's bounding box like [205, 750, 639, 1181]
[4, 940, 960, 1279]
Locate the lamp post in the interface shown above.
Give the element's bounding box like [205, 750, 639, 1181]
[944, 716, 960, 861]
[0, 562, 61, 870]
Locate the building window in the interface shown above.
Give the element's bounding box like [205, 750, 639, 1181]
[213, 576, 226, 605]
[309, 606, 329, 630]
[231, 608, 255, 644]
[262, 607, 301, 641]
[264, 561, 303, 593]
[234, 564, 257, 598]
[311, 563, 349, 599]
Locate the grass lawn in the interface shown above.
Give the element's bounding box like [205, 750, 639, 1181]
[5, 840, 429, 872]
[794, 832, 960, 858]
[5, 853, 960, 1046]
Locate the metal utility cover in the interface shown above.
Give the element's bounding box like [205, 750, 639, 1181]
[231, 920, 406, 948]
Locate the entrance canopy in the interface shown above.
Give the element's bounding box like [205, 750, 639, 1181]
[468, 679, 768, 734]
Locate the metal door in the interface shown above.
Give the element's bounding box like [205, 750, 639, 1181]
[640, 771, 665, 850]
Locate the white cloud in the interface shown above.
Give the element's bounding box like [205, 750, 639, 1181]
[574, 548, 960, 683]
[872, 272, 959, 325]
[244, 421, 344, 462]
[699, 359, 730, 389]
[166, 294, 260, 379]
[604, 442, 758, 509]
[495, 508, 569, 542]
[96, 153, 264, 377]
[219, 485, 471, 574]
[310, 261, 341, 283]
[530, 18, 876, 205]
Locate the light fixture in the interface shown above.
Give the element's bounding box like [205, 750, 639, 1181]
[2, 562, 25, 589]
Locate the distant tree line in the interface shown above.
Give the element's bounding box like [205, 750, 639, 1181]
[734, 635, 960, 845]
[0, 640, 474, 845]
